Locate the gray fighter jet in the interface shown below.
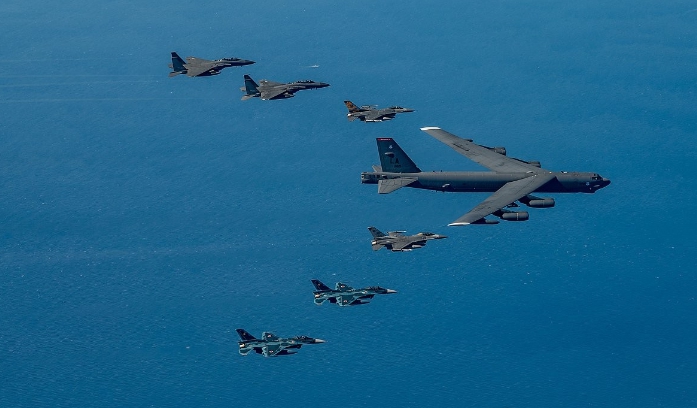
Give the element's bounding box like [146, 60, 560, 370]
[361, 127, 611, 226]
[344, 100, 414, 122]
[311, 279, 397, 306]
[168, 52, 255, 77]
[368, 226, 447, 251]
[241, 74, 329, 100]
[236, 329, 325, 357]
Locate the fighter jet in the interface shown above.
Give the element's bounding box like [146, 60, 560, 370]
[344, 100, 414, 122]
[168, 52, 254, 77]
[240, 74, 329, 100]
[236, 329, 325, 357]
[368, 226, 447, 251]
[311, 279, 397, 306]
[361, 127, 611, 226]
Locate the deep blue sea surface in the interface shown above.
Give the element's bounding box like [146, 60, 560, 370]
[2, 1, 696, 406]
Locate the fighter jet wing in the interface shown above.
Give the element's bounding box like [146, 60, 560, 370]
[337, 294, 373, 306]
[391, 241, 413, 251]
[184, 64, 213, 77]
[262, 343, 284, 357]
[451, 172, 556, 226]
[364, 111, 388, 121]
[259, 87, 290, 100]
[421, 127, 544, 173]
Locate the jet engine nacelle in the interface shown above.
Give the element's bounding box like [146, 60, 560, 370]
[526, 198, 555, 208]
[498, 211, 529, 221]
[519, 195, 555, 208]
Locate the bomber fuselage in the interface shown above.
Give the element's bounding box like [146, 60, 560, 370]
[361, 171, 610, 194]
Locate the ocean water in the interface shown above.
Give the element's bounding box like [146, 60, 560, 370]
[1, 1, 696, 406]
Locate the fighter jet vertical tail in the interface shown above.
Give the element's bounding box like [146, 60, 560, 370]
[368, 226, 386, 238]
[344, 100, 362, 113]
[236, 328, 258, 341]
[241, 74, 260, 100]
[311, 279, 332, 291]
[376, 138, 421, 173]
[169, 52, 186, 76]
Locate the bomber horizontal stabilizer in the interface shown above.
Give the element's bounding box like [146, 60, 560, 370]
[378, 178, 417, 194]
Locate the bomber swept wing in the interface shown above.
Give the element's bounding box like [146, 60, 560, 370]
[421, 127, 543, 173]
[448, 173, 556, 225]
[421, 127, 556, 225]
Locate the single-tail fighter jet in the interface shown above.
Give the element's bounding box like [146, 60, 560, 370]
[311, 279, 397, 306]
[368, 226, 447, 251]
[361, 127, 611, 226]
[344, 100, 414, 122]
[240, 74, 329, 100]
[236, 329, 325, 357]
[168, 52, 255, 77]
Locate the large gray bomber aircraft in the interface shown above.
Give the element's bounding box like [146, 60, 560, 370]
[311, 279, 397, 306]
[168, 52, 254, 77]
[241, 74, 329, 100]
[236, 329, 325, 357]
[361, 127, 611, 226]
[369, 226, 447, 251]
[344, 100, 414, 122]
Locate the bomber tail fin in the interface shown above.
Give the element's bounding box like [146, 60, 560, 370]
[236, 329, 258, 341]
[241, 74, 260, 100]
[311, 279, 332, 291]
[376, 138, 421, 173]
[170, 52, 186, 75]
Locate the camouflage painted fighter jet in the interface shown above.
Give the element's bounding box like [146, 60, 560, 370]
[344, 100, 414, 122]
[368, 226, 447, 252]
[236, 329, 325, 357]
[311, 279, 397, 306]
[240, 74, 329, 100]
[168, 52, 254, 77]
[361, 127, 611, 226]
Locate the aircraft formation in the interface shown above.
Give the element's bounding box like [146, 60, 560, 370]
[168, 51, 611, 357]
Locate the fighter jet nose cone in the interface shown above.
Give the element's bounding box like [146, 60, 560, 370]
[314, 339, 326, 343]
[386, 289, 398, 294]
[603, 178, 611, 186]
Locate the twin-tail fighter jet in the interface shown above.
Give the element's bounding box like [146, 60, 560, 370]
[168, 52, 255, 77]
[236, 329, 325, 357]
[344, 100, 414, 122]
[368, 226, 447, 251]
[241, 74, 329, 100]
[311, 279, 397, 306]
[361, 127, 611, 226]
